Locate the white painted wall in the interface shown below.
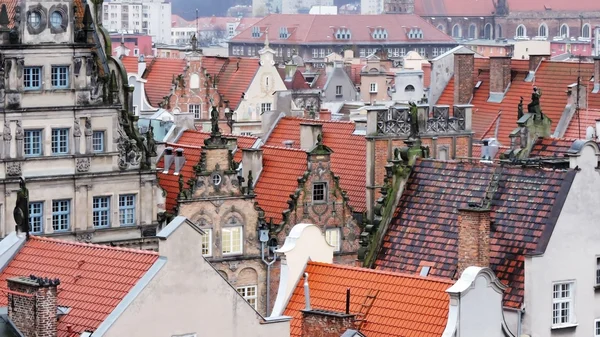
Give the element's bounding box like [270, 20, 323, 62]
[102, 0, 171, 44]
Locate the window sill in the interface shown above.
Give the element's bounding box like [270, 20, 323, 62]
[551, 323, 578, 330]
[222, 252, 243, 257]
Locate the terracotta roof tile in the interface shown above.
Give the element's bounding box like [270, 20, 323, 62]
[414, 0, 495, 16]
[375, 159, 572, 308]
[264, 117, 366, 212]
[507, 0, 600, 11]
[0, 1, 17, 28]
[283, 261, 452, 337]
[143, 58, 187, 107]
[254, 146, 308, 223]
[529, 137, 577, 157]
[119, 56, 139, 74]
[232, 14, 456, 44]
[0, 236, 158, 337]
[563, 109, 600, 139]
[210, 57, 260, 110]
[177, 130, 258, 161]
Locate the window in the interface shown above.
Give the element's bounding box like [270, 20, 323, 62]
[560, 24, 569, 38]
[24, 130, 42, 157]
[484, 23, 493, 39]
[92, 131, 104, 152]
[405, 85, 415, 92]
[28, 11, 41, 28]
[93, 196, 111, 228]
[325, 228, 340, 252]
[24, 67, 42, 90]
[51, 128, 69, 154]
[29, 202, 43, 234]
[52, 200, 70, 231]
[596, 257, 600, 285]
[312, 183, 326, 203]
[369, 83, 377, 93]
[335, 85, 342, 96]
[313, 48, 319, 58]
[538, 23, 548, 38]
[582, 24, 591, 39]
[260, 103, 271, 113]
[189, 104, 201, 119]
[201, 229, 212, 256]
[420, 265, 431, 276]
[432, 47, 439, 57]
[50, 11, 62, 28]
[436, 24, 445, 33]
[236, 285, 257, 309]
[595, 319, 600, 337]
[468, 24, 477, 39]
[552, 282, 575, 327]
[212, 174, 222, 186]
[119, 194, 135, 226]
[452, 24, 461, 38]
[222, 226, 242, 255]
[516, 24, 526, 38]
[251, 26, 261, 38]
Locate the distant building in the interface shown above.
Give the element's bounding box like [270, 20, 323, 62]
[170, 15, 260, 46]
[110, 34, 154, 57]
[308, 5, 338, 15]
[102, 0, 172, 44]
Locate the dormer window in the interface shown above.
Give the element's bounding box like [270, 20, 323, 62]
[251, 26, 261, 38]
[335, 28, 351, 40]
[372, 28, 388, 40]
[408, 28, 424, 39]
[279, 27, 289, 39]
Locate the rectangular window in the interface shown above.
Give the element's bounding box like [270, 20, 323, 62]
[24, 67, 42, 90]
[312, 183, 327, 203]
[119, 194, 136, 226]
[52, 200, 70, 232]
[400, 48, 406, 56]
[595, 319, 600, 337]
[552, 282, 575, 327]
[189, 104, 201, 119]
[370, 83, 377, 93]
[261, 103, 271, 113]
[51, 128, 69, 154]
[359, 48, 366, 58]
[236, 285, 257, 309]
[325, 228, 340, 252]
[335, 85, 342, 96]
[93, 196, 111, 228]
[597, 258, 600, 285]
[51, 66, 69, 88]
[319, 49, 325, 58]
[312, 49, 319, 58]
[29, 202, 43, 234]
[201, 229, 212, 256]
[222, 226, 242, 255]
[24, 130, 42, 157]
[92, 131, 105, 153]
[432, 47, 439, 57]
[419, 48, 426, 56]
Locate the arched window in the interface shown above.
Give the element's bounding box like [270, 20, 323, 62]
[582, 23, 591, 39]
[560, 24, 569, 38]
[484, 23, 493, 39]
[497, 24, 503, 38]
[190, 74, 200, 89]
[405, 85, 415, 92]
[452, 24, 462, 38]
[437, 24, 445, 33]
[538, 23, 548, 38]
[516, 24, 526, 38]
[468, 24, 477, 39]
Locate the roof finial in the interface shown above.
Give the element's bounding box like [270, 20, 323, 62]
[264, 29, 269, 48]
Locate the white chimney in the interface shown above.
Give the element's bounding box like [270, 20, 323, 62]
[299, 123, 323, 150]
[241, 149, 263, 188]
[174, 148, 185, 175]
[596, 119, 600, 141]
[162, 147, 174, 173]
[138, 55, 146, 76]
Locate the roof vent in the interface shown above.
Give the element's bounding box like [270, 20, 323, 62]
[162, 147, 174, 173]
[283, 140, 294, 148]
[174, 148, 185, 175]
[303, 272, 311, 311]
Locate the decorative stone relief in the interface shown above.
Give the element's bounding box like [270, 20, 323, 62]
[3, 120, 11, 159]
[6, 162, 21, 176]
[74, 119, 82, 154]
[76, 157, 90, 172]
[84, 117, 92, 154]
[76, 232, 93, 243]
[73, 57, 82, 77]
[15, 120, 23, 158]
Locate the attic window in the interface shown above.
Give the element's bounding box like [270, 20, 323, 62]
[251, 26, 261, 38]
[408, 28, 424, 39]
[420, 266, 431, 277]
[372, 28, 388, 40]
[335, 28, 351, 40]
[279, 27, 289, 39]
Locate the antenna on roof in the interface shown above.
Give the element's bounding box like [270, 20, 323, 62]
[195, 8, 199, 38]
[577, 57, 582, 139]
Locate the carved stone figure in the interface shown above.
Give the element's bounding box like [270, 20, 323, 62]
[527, 87, 542, 118]
[146, 126, 157, 157]
[210, 106, 219, 134]
[15, 120, 22, 140]
[3, 121, 10, 141]
[247, 170, 254, 194]
[408, 102, 419, 139]
[518, 96, 524, 120]
[73, 119, 82, 137]
[13, 177, 29, 238]
[84, 117, 92, 136]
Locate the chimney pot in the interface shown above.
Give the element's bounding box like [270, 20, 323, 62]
[162, 147, 175, 173]
[319, 109, 332, 120]
[174, 148, 185, 175]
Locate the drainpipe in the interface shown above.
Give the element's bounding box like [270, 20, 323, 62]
[261, 241, 278, 315]
[517, 304, 525, 337]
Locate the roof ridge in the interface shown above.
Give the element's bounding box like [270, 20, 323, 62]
[166, 142, 203, 150]
[262, 145, 308, 152]
[282, 116, 355, 125]
[29, 236, 159, 256]
[416, 157, 570, 172]
[307, 261, 454, 284]
[183, 130, 258, 140]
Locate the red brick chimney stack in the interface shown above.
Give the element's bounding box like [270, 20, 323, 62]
[457, 206, 491, 276]
[319, 108, 332, 120]
[528, 54, 548, 73]
[453, 52, 475, 105]
[489, 56, 512, 95]
[7, 275, 60, 337]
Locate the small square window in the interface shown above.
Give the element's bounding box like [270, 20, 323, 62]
[29, 202, 44, 234]
[201, 229, 212, 256]
[325, 228, 340, 252]
[370, 83, 377, 93]
[51, 66, 69, 88]
[93, 196, 111, 228]
[92, 131, 105, 152]
[236, 285, 257, 309]
[118, 194, 136, 226]
[24, 67, 42, 90]
[24, 130, 42, 157]
[312, 183, 327, 203]
[52, 200, 70, 231]
[51, 128, 69, 154]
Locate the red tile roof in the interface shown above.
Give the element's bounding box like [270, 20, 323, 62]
[507, 0, 600, 12]
[348, 64, 364, 86]
[278, 69, 311, 90]
[143, 58, 187, 107]
[529, 137, 577, 157]
[264, 117, 366, 212]
[200, 57, 260, 110]
[120, 56, 140, 75]
[375, 159, 574, 308]
[414, 0, 495, 16]
[283, 262, 452, 337]
[471, 143, 509, 159]
[254, 146, 308, 223]
[0, 236, 158, 337]
[177, 130, 258, 161]
[232, 14, 456, 45]
[437, 59, 597, 145]
[563, 109, 600, 140]
[0, 0, 17, 28]
[312, 70, 328, 90]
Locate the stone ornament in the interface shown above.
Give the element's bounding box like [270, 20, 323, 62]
[76, 157, 90, 172]
[6, 161, 21, 176]
[73, 119, 82, 137]
[14, 120, 23, 140]
[76, 233, 93, 243]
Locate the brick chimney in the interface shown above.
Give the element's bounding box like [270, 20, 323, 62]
[457, 206, 491, 276]
[528, 54, 548, 73]
[489, 56, 511, 100]
[301, 310, 356, 337]
[593, 56, 600, 94]
[7, 275, 60, 337]
[318, 108, 331, 120]
[453, 52, 475, 105]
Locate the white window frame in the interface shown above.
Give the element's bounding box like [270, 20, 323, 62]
[189, 104, 201, 119]
[552, 281, 576, 328]
[595, 319, 600, 337]
[236, 285, 257, 309]
[335, 85, 342, 96]
[516, 24, 526, 38]
[325, 228, 340, 252]
[369, 83, 377, 93]
[201, 228, 212, 256]
[260, 103, 271, 113]
[222, 226, 242, 255]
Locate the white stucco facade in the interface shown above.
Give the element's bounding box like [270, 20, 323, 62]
[102, 0, 171, 44]
[523, 141, 600, 337]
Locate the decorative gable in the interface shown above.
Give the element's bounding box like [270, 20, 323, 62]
[251, 26, 262, 38]
[279, 26, 290, 39]
[372, 28, 388, 40]
[407, 27, 423, 39]
[335, 28, 352, 40]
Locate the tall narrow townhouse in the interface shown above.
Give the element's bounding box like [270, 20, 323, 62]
[0, 0, 159, 244]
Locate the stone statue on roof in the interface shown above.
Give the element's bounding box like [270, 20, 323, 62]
[13, 177, 29, 239]
[527, 87, 543, 119]
[408, 101, 419, 139]
[518, 96, 524, 120]
[210, 106, 219, 134]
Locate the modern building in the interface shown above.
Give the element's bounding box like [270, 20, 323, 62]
[102, 0, 171, 44]
[170, 15, 260, 46]
[229, 14, 458, 63]
[0, 0, 159, 244]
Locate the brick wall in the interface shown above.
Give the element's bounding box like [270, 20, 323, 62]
[457, 208, 491, 276]
[7, 277, 58, 337]
[454, 53, 475, 105]
[489, 56, 511, 94]
[301, 310, 355, 337]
